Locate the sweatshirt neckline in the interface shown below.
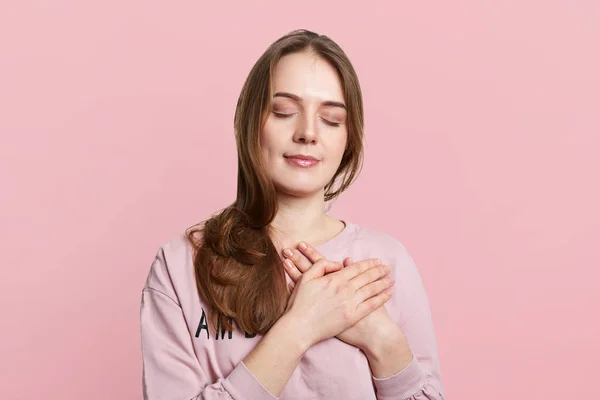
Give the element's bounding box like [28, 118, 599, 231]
[315, 219, 359, 255]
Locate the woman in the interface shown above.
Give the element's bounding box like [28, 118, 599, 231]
[140, 29, 445, 399]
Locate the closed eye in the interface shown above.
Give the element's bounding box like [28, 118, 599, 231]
[273, 111, 295, 118]
[320, 118, 341, 127]
[273, 111, 341, 127]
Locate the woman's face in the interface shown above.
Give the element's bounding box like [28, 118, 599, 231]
[260, 51, 348, 199]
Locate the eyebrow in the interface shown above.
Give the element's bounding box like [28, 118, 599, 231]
[273, 92, 347, 110]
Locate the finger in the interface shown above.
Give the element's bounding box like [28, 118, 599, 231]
[296, 241, 343, 272]
[296, 241, 326, 264]
[302, 258, 343, 281]
[288, 282, 295, 293]
[282, 259, 302, 282]
[349, 264, 390, 291]
[343, 257, 353, 268]
[282, 247, 313, 273]
[339, 258, 383, 280]
[355, 276, 395, 304]
[355, 287, 394, 320]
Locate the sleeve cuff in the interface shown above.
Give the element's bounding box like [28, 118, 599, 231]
[222, 361, 279, 400]
[372, 354, 427, 399]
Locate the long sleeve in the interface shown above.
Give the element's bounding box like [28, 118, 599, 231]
[371, 248, 445, 400]
[140, 248, 278, 400]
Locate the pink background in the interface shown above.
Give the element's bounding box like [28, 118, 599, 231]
[1, 1, 598, 399]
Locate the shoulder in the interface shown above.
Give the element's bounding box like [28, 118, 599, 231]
[142, 230, 198, 304]
[352, 223, 412, 261]
[350, 223, 421, 288]
[352, 224, 431, 323]
[154, 231, 196, 269]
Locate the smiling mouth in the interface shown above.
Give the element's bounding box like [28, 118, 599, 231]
[284, 156, 320, 168]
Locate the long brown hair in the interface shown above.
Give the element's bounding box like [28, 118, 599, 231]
[185, 29, 365, 336]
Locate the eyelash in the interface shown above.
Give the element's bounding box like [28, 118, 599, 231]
[272, 111, 341, 128]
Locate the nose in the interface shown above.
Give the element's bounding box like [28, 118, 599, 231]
[293, 112, 318, 144]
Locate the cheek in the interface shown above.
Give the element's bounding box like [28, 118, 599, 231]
[326, 131, 349, 160]
[260, 124, 284, 160]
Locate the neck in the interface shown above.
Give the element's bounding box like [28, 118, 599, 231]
[268, 191, 333, 253]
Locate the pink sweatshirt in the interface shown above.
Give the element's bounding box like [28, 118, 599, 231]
[140, 220, 445, 399]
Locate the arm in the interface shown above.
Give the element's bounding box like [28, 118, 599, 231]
[141, 245, 310, 400]
[141, 288, 308, 400]
[363, 252, 445, 400]
[280, 239, 445, 399]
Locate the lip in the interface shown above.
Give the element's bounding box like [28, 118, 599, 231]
[284, 154, 319, 161]
[284, 154, 320, 168]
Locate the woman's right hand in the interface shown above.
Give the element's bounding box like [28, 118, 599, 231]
[282, 254, 393, 347]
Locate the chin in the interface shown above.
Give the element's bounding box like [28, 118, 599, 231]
[274, 182, 325, 198]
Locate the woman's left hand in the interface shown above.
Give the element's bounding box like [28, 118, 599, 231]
[282, 241, 400, 353]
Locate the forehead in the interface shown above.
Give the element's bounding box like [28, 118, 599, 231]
[271, 52, 345, 103]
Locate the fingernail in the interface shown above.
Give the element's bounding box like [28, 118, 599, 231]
[283, 249, 294, 257]
[375, 258, 382, 265]
[298, 241, 308, 250]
